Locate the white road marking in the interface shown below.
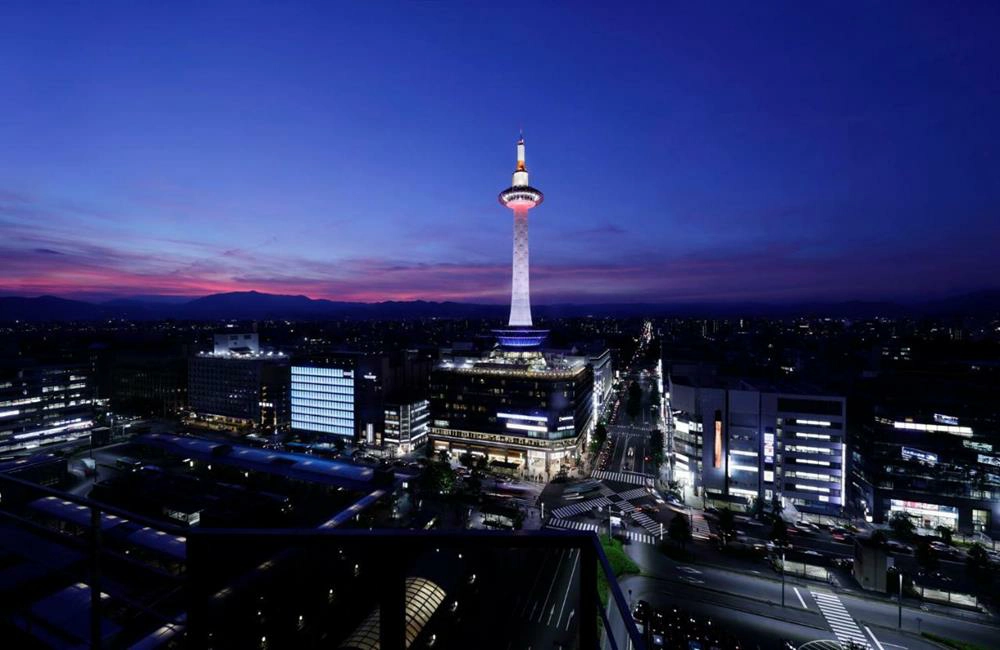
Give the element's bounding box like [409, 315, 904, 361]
[565, 609, 575, 631]
[811, 590, 871, 649]
[557, 549, 579, 627]
[537, 549, 566, 623]
[793, 587, 808, 609]
[864, 625, 886, 650]
[545, 518, 600, 533]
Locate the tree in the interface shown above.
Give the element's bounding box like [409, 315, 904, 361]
[749, 496, 765, 521]
[717, 508, 736, 544]
[649, 429, 664, 468]
[590, 422, 608, 456]
[770, 495, 784, 519]
[935, 525, 953, 545]
[889, 512, 915, 540]
[420, 462, 455, 495]
[594, 422, 608, 446]
[915, 539, 938, 572]
[668, 513, 692, 550]
[771, 518, 788, 545]
[870, 529, 889, 546]
[459, 452, 475, 468]
[436, 448, 450, 464]
[966, 543, 994, 587]
[464, 471, 482, 495]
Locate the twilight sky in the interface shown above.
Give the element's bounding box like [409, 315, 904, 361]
[1, 2, 999, 304]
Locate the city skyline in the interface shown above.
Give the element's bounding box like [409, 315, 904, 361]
[2, 3, 1000, 304]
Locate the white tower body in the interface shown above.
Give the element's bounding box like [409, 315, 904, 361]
[497, 136, 544, 342]
[509, 205, 532, 326]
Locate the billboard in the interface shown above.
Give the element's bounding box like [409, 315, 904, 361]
[901, 447, 938, 465]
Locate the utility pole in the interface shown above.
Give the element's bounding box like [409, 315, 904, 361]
[898, 572, 903, 629]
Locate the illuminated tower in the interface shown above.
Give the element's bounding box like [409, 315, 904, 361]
[495, 135, 547, 348]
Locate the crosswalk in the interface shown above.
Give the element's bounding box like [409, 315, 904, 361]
[690, 510, 711, 541]
[617, 487, 649, 500]
[633, 511, 661, 536]
[591, 470, 653, 486]
[546, 518, 656, 544]
[546, 518, 599, 533]
[622, 529, 657, 544]
[810, 590, 872, 650]
[551, 496, 611, 519]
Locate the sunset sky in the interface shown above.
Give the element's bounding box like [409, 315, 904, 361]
[2, 2, 998, 304]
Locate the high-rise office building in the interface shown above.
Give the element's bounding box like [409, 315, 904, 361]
[290, 364, 357, 438]
[383, 399, 430, 455]
[291, 352, 384, 443]
[669, 369, 847, 519]
[0, 358, 95, 454]
[292, 349, 432, 446]
[187, 334, 290, 432]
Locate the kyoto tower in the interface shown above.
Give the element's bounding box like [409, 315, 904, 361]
[495, 135, 547, 348]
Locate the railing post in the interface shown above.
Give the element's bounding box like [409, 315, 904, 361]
[90, 504, 102, 650]
[581, 539, 597, 648]
[379, 552, 407, 649]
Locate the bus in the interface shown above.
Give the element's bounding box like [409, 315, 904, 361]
[563, 479, 602, 500]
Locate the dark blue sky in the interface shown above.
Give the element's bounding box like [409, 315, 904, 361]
[1, 2, 998, 303]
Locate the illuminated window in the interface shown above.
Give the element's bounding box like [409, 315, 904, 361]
[713, 411, 722, 469]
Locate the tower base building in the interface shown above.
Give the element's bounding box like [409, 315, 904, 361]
[430, 349, 593, 479]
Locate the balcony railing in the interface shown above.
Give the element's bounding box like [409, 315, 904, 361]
[0, 472, 645, 649]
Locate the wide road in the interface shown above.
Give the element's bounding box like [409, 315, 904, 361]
[617, 541, 998, 650]
[504, 546, 581, 649]
[603, 364, 660, 482]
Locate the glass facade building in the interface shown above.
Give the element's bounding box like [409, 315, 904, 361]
[0, 359, 95, 454]
[384, 399, 430, 455]
[291, 365, 355, 437]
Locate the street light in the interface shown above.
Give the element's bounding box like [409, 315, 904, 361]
[781, 551, 786, 607]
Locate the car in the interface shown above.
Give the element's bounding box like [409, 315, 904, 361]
[632, 599, 650, 626]
[649, 610, 666, 647]
[887, 541, 913, 554]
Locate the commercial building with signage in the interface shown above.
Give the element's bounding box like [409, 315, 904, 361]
[668, 370, 847, 518]
[429, 350, 593, 479]
[858, 411, 1000, 535]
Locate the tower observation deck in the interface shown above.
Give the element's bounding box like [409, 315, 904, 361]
[494, 136, 547, 348]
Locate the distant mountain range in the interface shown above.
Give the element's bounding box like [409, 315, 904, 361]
[1, 289, 999, 322]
